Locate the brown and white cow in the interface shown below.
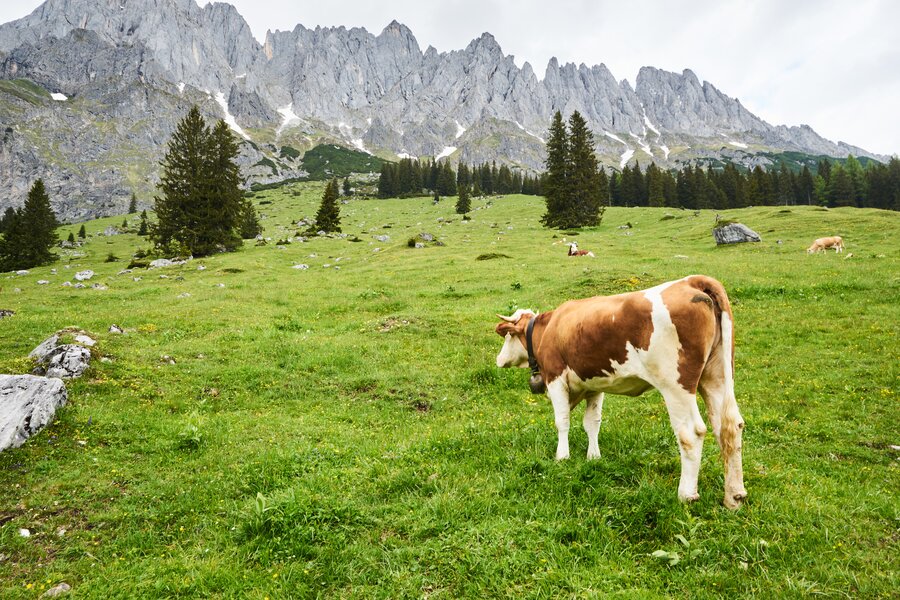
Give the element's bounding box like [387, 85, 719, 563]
[495, 275, 747, 509]
[567, 242, 595, 257]
[807, 236, 844, 253]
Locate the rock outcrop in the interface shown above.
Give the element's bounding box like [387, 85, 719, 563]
[0, 374, 67, 451]
[0, 0, 886, 220]
[712, 223, 762, 245]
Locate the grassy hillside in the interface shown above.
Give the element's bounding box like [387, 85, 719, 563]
[1, 190, 898, 598]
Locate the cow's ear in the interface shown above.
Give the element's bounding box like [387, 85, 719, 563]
[495, 322, 516, 336]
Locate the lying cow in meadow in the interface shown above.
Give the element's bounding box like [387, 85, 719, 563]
[567, 242, 595, 257]
[807, 236, 844, 253]
[495, 275, 747, 509]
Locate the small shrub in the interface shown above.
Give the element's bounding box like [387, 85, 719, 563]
[105, 253, 119, 262]
[127, 259, 150, 269]
[475, 253, 511, 261]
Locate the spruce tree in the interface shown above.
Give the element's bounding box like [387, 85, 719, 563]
[455, 181, 470, 214]
[827, 165, 855, 207]
[78, 224, 86, 238]
[203, 120, 243, 253]
[541, 110, 571, 228]
[309, 178, 342, 233]
[128, 193, 137, 213]
[67, 232, 75, 244]
[0, 179, 59, 271]
[121, 218, 128, 229]
[138, 210, 149, 236]
[238, 198, 262, 239]
[153, 107, 244, 256]
[567, 111, 603, 225]
[0, 207, 14, 235]
[342, 177, 352, 196]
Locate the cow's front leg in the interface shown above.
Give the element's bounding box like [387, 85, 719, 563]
[583, 392, 604, 460]
[547, 378, 572, 460]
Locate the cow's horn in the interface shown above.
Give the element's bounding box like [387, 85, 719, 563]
[497, 313, 517, 323]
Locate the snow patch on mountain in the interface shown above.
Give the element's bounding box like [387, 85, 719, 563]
[455, 120, 466, 139]
[276, 103, 301, 136]
[660, 145, 670, 160]
[604, 131, 627, 145]
[51, 92, 67, 101]
[620, 148, 635, 169]
[515, 121, 545, 143]
[436, 146, 457, 160]
[214, 91, 249, 140]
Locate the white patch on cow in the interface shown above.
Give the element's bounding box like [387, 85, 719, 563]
[51, 92, 67, 101]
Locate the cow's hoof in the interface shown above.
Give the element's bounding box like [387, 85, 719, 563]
[679, 492, 700, 503]
[555, 453, 570, 461]
[724, 491, 747, 510]
[586, 451, 601, 460]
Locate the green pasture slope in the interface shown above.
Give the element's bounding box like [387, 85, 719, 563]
[1, 185, 897, 598]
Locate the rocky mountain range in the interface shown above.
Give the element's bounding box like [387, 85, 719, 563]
[0, 0, 886, 220]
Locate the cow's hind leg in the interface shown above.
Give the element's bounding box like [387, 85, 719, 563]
[699, 369, 747, 509]
[583, 392, 604, 460]
[660, 386, 707, 502]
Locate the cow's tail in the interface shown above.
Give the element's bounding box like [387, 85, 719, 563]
[686, 276, 742, 464]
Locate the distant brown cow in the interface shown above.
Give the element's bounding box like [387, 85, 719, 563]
[495, 275, 747, 509]
[807, 236, 844, 253]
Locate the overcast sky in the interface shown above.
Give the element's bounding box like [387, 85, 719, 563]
[1, 0, 897, 155]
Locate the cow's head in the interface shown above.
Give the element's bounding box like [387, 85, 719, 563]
[494, 309, 535, 368]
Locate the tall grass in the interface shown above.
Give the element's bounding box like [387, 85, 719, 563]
[0, 186, 897, 598]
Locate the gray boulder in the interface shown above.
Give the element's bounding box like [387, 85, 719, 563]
[712, 223, 761, 245]
[0, 375, 68, 452]
[30, 331, 96, 379]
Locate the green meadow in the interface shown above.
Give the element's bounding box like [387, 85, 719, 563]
[1, 184, 898, 598]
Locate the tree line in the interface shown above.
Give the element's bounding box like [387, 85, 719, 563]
[610, 155, 900, 210]
[377, 158, 542, 199]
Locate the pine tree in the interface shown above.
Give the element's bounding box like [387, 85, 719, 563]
[121, 218, 129, 229]
[309, 178, 342, 233]
[342, 177, 352, 196]
[67, 231, 76, 244]
[455, 181, 470, 214]
[541, 111, 572, 228]
[78, 224, 86, 238]
[0, 179, 59, 271]
[128, 193, 137, 213]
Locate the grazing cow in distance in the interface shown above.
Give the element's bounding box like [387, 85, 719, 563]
[807, 236, 844, 253]
[494, 275, 747, 509]
[567, 241, 595, 257]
